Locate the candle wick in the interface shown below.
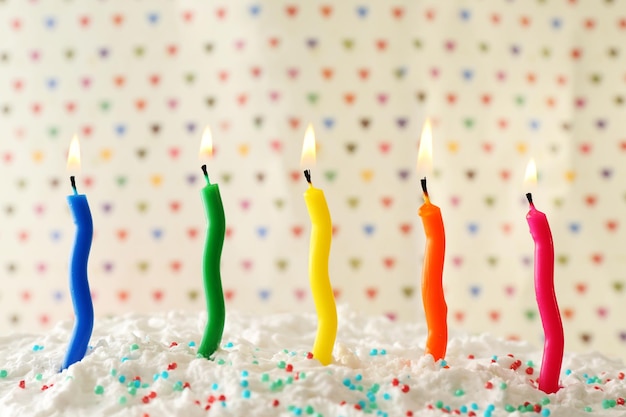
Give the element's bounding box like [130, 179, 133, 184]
[70, 176, 78, 195]
[420, 177, 429, 197]
[201, 164, 211, 184]
[526, 192, 534, 205]
[303, 169, 312, 185]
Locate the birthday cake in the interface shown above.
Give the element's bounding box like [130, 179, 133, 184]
[0, 307, 624, 417]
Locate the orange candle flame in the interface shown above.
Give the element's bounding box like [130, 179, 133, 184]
[417, 119, 433, 177]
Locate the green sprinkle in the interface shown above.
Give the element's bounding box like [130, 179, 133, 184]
[584, 406, 592, 412]
[299, 372, 307, 379]
[305, 405, 314, 414]
[217, 359, 225, 365]
[499, 382, 507, 390]
[0, 370, 8, 378]
[454, 389, 465, 396]
[94, 385, 104, 395]
[505, 404, 515, 412]
[128, 387, 137, 396]
[118, 396, 127, 405]
[541, 397, 551, 405]
[371, 383, 380, 393]
[286, 376, 294, 384]
[261, 373, 270, 382]
[110, 369, 117, 376]
[525, 404, 534, 412]
[526, 360, 534, 367]
[35, 373, 42, 381]
[130, 343, 139, 351]
[435, 400, 444, 409]
[277, 361, 286, 369]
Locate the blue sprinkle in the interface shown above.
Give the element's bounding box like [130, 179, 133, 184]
[380, 349, 386, 355]
[134, 380, 140, 388]
[188, 341, 196, 347]
[383, 393, 391, 400]
[212, 383, 219, 390]
[355, 374, 362, 381]
[224, 342, 234, 348]
[153, 374, 159, 381]
[161, 371, 169, 379]
[542, 409, 551, 417]
[293, 407, 302, 416]
[460, 405, 468, 413]
[358, 400, 366, 409]
[241, 370, 249, 377]
[370, 349, 378, 356]
[440, 360, 447, 367]
[343, 378, 351, 387]
[118, 376, 126, 383]
[241, 380, 249, 388]
[487, 404, 495, 411]
[242, 389, 251, 398]
[471, 403, 479, 410]
[121, 357, 129, 362]
[565, 369, 572, 375]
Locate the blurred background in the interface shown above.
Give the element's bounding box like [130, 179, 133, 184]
[1, 0, 626, 360]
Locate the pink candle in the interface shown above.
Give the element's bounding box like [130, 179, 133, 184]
[526, 191, 563, 394]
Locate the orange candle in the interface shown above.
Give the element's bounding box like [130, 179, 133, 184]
[417, 120, 447, 361]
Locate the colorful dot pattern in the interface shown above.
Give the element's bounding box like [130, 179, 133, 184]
[1, 1, 626, 360]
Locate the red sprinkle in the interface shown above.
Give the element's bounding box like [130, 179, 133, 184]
[169, 342, 178, 348]
[19, 380, 25, 389]
[142, 396, 150, 404]
[406, 411, 413, 416]
[510, 360, 522, 370]
[142, 414, 150, 417]
[617, 397, 625, 406]
[525, 367, 534, 375]
[218, 395, 226, 402]
[149, 391, 157, 399]
[272, 399, 280, 407]
[467, 354, 475, 360]
[534, 404, 542, 413]
[401, 384, 410, 393]
[285, 364, 293, 372]
[484, 382, 493, 389]
[306, 352, 313, 359]
[183, 382, 191, 389]
[340, 401, 347, 406]
[468, 412, 476, 417]
[391, 378, 400, 386]
[167, 362, 178, 370]
[354, 404, 362, 410]
[208, 395, 216, 403]
[619, 372, 625, 380]
[194, 400, 201, 406]
[41, 385, 49, 391]
[204, 405, 211, 411]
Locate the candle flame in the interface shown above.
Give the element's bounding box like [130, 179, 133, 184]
[417, 119, 433, 175]
[524, 158, 537, 186]
[66, 134, 81, 172]
[300, 124, 316, 168]
[199, 125, 213, 160]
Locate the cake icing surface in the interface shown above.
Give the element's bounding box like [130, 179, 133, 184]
[0, 306, 625, 417]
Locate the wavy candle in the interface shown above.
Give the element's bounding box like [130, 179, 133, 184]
[417, 120, 447, 361]
[197, 126, 227, 359]
[525, 159, 563, 394]
[301, 124, 337, 366]
[63, 134, 94, 370]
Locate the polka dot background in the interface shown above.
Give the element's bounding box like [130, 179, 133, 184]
[1, 0, 626, 360]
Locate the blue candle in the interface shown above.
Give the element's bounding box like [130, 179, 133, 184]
[62, 175, 94, 370]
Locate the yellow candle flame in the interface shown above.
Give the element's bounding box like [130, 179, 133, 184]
[199, 125, 213, 160]
[417, 119, 433, 176]
[300, 124, 316, 169]
[66, 134, 81, 172]
[524, 158, 537, 187]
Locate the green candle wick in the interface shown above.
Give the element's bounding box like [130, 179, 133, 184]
[201, 165, 211, 184]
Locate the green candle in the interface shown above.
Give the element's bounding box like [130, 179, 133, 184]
[197, 163, 226, 359]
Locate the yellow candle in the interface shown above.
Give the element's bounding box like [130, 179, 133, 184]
[301, 125, 337, 366]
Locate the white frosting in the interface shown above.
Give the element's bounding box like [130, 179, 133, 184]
[0, 306, 625, 416]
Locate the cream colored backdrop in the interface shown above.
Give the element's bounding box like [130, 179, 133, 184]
[1, 0, 626, 359]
